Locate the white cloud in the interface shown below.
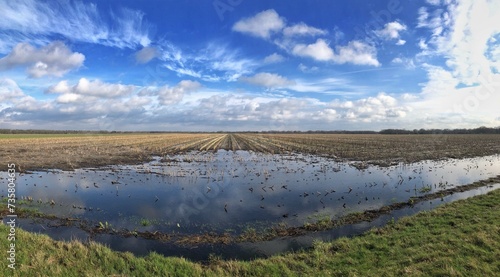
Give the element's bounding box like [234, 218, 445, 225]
[234, 10, 380, 68]
[292, 39, 380, 66]
[283, 22, 327, 37]
[240, 72, 295, 88]
[418, 39, 429, 50]
[405, 72, 500, 129]
[488, 42, 500, 73]
[292, 39, 335, 61]
[232, 9, 285, 39]
[0, 0, 151, 51]
[160, 42, 256, 82]
[145, 80, 201, 106]
[0, 42, 84, 78]
[391, 57, 415, 69]
[420, 65, 459, 95]
[417, 0, 500, 85]
[375, 21, 407, 41]
[334, 41, 380, 66]
[47, 78, 136, 99]
[0, 78, 25, 102]
[379, 6, 500, 129]
[56, 93, 82, 104]
[426, 0, 442, 5]
[135, 46, 159, 64]
[263, 53, 285, 64]
[329, 92, 408, 121]
[289, 77, 370, 97]
[0, 78, 414, 131]
[297, 63, 318, 73]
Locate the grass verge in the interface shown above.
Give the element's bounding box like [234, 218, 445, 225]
[1, 189, 499, 276]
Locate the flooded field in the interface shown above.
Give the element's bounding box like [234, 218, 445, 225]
[2, 150, 499, 260]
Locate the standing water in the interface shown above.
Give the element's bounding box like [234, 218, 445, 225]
[2, 151, 499, 260]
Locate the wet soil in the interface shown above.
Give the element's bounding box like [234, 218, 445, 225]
[2, 133, 500, 171]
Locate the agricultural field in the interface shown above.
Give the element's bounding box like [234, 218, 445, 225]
[1, 132, 500, 270]
[2, 133, 500, 171]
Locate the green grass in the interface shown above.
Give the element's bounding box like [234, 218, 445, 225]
[140, 219, 151, 227]
[1, 189, 499, 276]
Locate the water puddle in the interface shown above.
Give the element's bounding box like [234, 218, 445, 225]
[1, 151, 499, 261]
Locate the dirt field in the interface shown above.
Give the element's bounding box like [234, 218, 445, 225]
[2, 133, 500, 171]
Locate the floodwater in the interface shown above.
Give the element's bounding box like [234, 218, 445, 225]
[2, 150, 500, 261]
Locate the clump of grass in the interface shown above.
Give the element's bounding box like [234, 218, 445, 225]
[238, 227, 258, 242]
[419, 185, 432, 193]
[140, 219, 151, 227]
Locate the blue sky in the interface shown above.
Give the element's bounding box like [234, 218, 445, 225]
[0, 0, 499, 131]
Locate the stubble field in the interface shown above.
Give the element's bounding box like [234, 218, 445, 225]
[2, 133, 500, 171]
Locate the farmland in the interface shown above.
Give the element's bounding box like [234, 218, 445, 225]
[1, 132, 500, 273]
[2, 133, 500, 171]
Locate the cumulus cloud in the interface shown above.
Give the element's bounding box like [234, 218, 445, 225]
[174, 92, 409, 130]
[292, 39, 380, 66]
[283, 22, 327, 37]
[0, 77, 414, 131]
[135, 46, 159, 64]
[375, 21, 407, 44]
[232, 9, 285, 39]
[263, 53, 285, 64]
[334, 41, 380, 66]
[47, 78, 136, 99]
[0, 0, 151, 51]
[143, 80, 201, 106]
[292, 39, 334, 61]
[233, 10, 380, 67]
[240, 73, 295, 88]
[0, 78, 25, 102]
[0, 42, 84, 78]
[329, 92, 408, 121]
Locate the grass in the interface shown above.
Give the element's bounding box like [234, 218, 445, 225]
[1, 189, 499, 276]
[140, 219, 151, 227]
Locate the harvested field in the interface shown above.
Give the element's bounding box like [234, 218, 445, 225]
[2, 133, 500, 171]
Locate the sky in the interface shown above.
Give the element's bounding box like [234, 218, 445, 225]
[0, 0, 499, 131]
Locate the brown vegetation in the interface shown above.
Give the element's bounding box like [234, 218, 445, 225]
[2, 133, 500, 171]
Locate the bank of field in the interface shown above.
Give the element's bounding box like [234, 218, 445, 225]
[1, 133, 500, 171]
[0, 188, 498, 276]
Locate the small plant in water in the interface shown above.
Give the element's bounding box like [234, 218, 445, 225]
[419, 185, 432, 193]
[98, 221, 110, 230]
[140, 219, 151, 227]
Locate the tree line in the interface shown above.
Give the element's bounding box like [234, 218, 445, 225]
[379, 126, 500, 134]
[1, 126, 499, 135]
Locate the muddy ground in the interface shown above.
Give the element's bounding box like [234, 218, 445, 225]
[2, 133, 500, 171]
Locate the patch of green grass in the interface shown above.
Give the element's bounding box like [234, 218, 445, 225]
[1, 189, 499, 276]
[418, 185, 432, 193]
[140, 219, 151, 227]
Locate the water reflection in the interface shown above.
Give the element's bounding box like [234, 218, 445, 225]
[1, 151, 499, 260]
